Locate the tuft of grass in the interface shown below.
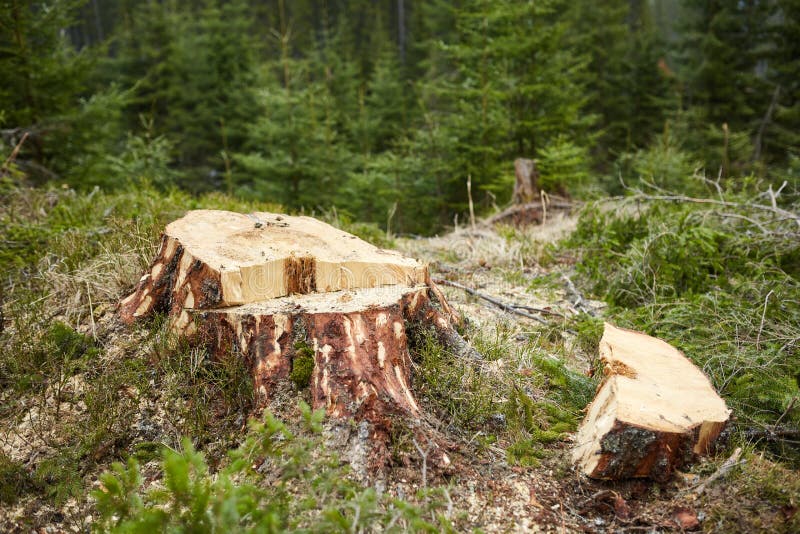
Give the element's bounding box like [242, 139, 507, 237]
[410, 325, 595, 464]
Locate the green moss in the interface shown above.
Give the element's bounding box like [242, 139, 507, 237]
[290, 342, 315, 389]
[507, 439, 550, 467]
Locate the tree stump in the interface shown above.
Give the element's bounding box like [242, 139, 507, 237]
[119, 210, 472, 472]
[572, 323, 731, 481]
[512, 158, 540, 205]
[486, 158, 572, 226]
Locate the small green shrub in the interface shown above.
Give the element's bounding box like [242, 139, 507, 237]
[93, 402, 457, 533]
[0, 452, 34, 505]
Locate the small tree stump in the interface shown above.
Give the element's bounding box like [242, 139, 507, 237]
[572, 323, 731, 481]
[512, 158, 540, 204]
[119, 210, 473, 472]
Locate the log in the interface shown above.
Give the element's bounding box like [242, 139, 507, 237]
[572, 323, 731, 481]
[119, 210, 472, 471]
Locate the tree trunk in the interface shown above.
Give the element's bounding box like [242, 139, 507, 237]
[572, 323, 730, 481]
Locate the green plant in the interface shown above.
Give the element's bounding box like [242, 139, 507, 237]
[0, 452, 34, 505]
[93, 402, 457, 533]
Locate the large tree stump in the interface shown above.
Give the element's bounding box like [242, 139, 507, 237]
[119, 210, 472, 471]
[572, 323, 731, 481]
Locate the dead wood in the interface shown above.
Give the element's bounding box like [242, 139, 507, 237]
[573, 323, 731, 481]
[432, 278, 560, 324]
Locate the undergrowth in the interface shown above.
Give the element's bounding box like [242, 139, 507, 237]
[411, 325, 595, 466]
[564, 181, 800, 463]
[93, 402, 458, 533]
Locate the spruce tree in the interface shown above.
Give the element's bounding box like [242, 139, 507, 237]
[676, 0, 776, 174]
[0, 0, 93, 183]
[235, 4, 353, 209]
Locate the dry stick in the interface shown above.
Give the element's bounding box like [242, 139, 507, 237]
[432, 278, 550, 325]
[1, 131, 29, 173]
[412, 438, 430, 488]
[629, 194, 800, 229]
[540, 190, 549, 225]
[86, 282, 97, 341]
[756, 289, 774, 350]
[467, 174, 476, 232]
[775, 396, 798, 427]
[561, 273, 596, 317]
[753, 85, 781, 163]
[693, 447, 744, 495]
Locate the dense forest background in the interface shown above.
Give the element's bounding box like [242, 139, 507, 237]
[1, 0, 798, 234]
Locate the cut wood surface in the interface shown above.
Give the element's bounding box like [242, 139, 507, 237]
[119, 209, 427, 324]
[118, 210, 472, 473]
[573, 323, 730, 481]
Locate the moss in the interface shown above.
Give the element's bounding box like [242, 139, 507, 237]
[507, 439, 550, 467]
[290, 342, 315, 389]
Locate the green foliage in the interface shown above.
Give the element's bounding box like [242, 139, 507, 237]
[411, 326, 594, 462]
[93, 402, 456, 533]
[0, 452, 34, 505]
[537, 136, 591, 194]
[566, 186, 800, 452]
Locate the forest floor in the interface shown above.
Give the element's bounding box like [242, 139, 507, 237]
[1, 195, 798, 533]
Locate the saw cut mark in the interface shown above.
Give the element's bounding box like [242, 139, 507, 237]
[285, 255, 316, 295]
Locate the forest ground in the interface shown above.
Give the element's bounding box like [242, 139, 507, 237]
[0, 193, 798, 532]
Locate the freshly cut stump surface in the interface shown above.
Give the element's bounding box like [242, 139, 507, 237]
[119, 209, 427, 326]
[573, 323, 730, 481]
[119, 210, 468, 473]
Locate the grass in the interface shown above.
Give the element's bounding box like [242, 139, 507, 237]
[410, 321, 596, 466]
[2, 179, 799, 531]
[0, 184, 279, 513]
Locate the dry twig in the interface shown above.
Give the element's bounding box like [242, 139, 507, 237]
[693, 447, 744, 495]
[432, 278, 557, 324]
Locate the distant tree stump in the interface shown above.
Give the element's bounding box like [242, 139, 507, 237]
[487, 158, 572, 227]
[119, 210, 473, 471]
[512, 158, 540, 205]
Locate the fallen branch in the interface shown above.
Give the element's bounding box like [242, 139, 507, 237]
[743, 425, 800, 441]
[561, 274, 596, 316]
[693, 447, 744, 495]
[627, 193, 800, 229]
[485, 199, 574, 227]
[432, 278, 555, 324]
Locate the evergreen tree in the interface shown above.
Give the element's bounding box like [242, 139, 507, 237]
[765, 0, 800, 166]
[0, 0, 94, 182]
[676, 0, 776, 174]
[235, 5, 353, 209]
